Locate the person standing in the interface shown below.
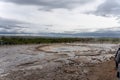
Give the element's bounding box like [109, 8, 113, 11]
[115, 48, 120, 79]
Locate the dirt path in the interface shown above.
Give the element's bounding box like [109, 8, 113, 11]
[87, 58, 116, 80]
[53, 58, 117, 80]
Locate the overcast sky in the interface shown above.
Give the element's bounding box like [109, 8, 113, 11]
[0, 0, 120, 35]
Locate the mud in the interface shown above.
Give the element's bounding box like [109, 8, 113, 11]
[0, 43, 119, 80]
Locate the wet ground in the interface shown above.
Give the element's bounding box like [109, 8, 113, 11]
[0, 43, 118, 80]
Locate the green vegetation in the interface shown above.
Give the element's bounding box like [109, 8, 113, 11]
[0, 36, 120, 45]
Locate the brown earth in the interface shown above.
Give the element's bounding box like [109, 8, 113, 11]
[87, 58, 117, 80]
[1, 58, 117, 80]
[0, 44, 118, 80]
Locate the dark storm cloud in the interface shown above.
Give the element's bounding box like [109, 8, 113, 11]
[1, 0, 94, 10]
[0, 17, 28, 34]
[93, 0, 120, 16]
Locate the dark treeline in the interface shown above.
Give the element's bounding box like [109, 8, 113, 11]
[0, 36, 120, 45]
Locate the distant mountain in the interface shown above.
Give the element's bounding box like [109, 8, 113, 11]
[44, 27, 120, 38]
[0, 27, 120, 38]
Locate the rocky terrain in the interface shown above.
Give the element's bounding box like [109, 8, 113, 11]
[0, 43, 118, 80]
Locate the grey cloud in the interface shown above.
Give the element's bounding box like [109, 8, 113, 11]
[0, 17, 28, 34]
[93, 0, 120, 16]
[1, 0, 94, 10]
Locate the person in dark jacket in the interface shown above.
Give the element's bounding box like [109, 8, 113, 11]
[115, 48, 120, 69]
[115, 47, 120, 78]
